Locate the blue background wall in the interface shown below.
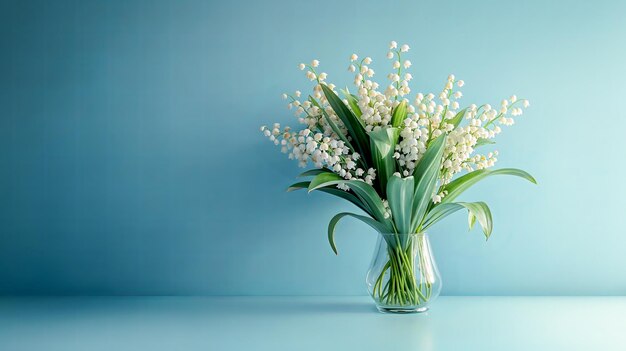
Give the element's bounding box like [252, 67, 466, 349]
[1, 0, 625, 295]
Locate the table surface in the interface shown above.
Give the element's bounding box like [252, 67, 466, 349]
[1, 296, 625, 350]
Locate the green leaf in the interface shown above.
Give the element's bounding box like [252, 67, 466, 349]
[391, 101, 408, 127]
[368, 127, 399, 196]
[447, 108, 468, 128]
[321, 84, 371, 166]
[287, 181, 310, 192]
[442, 168, 537, 204]
[422, 201, 492, 239]
[411, 135, 447, 230]
[297, 168, 333, 178]
[309, 176, 391, 225]
[328, 212, 388, 254]
[468, 211, 476, 229]
[386, 175, 415, 234]
[475, 138, 495, 147]
[309, 96, 357, 157]
[289, 180, 373, 216]
[319, 187, 374, 216]
[308, 172, 343, 191]
[457, 202, 493, 240]
[421, 202, 465, 230]
[341, 89, 362, 118]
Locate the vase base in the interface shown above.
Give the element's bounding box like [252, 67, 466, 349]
[377, 306, 428, 314]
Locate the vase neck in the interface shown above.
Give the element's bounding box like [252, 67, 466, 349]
[379, 232, 427, 240]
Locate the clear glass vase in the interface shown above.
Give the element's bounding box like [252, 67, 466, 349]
[366, 232, 442, 313]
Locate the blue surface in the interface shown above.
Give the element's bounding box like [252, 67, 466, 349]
[1, 0, 626, 295]
[1, 297, 625, 350]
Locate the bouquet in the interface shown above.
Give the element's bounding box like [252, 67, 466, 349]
[261, 41, 535, 312]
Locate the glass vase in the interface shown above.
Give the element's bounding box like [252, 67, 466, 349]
[366, 232, 442, 313]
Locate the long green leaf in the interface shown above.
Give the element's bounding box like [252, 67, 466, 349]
[308, 172, 342, 191]
[309, 176, 390, 225]
[447, 108, 467, 128]
[321, 84, 371, 166]
[297, 168, 333, 178]
[309, 96, 357, 157]
[457, 202, 493, 240]
[442, 168, 537, 204]
[349, 94, 362, 117]
[411, 135, 447, 230]
[328, 212, 388, 254]
[340, 89, 362, 118]
[422, 201, 493, 239]
[288, 180, 373, 216]
[391, 101, 407, 127]
[475, 138, 495, 147]
[386, 175, 415, 234]
[468, 210, 476, 230]
[421, 202, 465, 230]
[321, 187, 374, 216]
[287, 181, 311, 192]
[321, 179, 387, 222]
[368, 127, 399, 196]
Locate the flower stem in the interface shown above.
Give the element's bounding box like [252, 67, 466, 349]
[372, 235, 431, 307]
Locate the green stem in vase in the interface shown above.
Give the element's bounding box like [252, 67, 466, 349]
[372, 235, 432, 307]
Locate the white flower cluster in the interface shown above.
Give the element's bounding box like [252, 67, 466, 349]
[349, 42, 416, 132]
[261, 60, 378, 188]
[262, 42, 529, 200]
[260, 123, 377, 187]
